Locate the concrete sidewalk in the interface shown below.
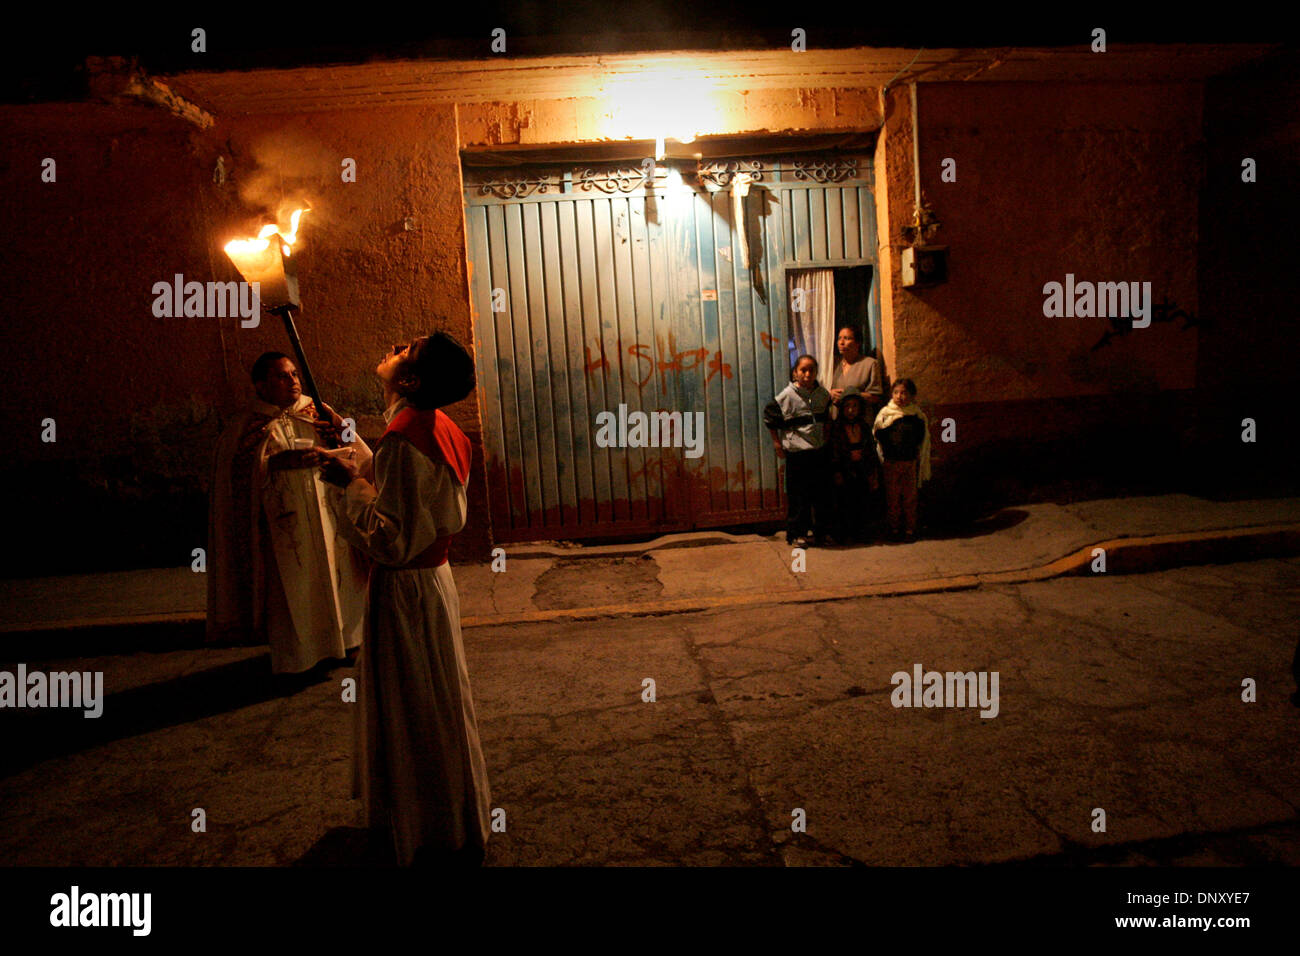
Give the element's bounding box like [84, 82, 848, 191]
[2, 493, 1299, 640]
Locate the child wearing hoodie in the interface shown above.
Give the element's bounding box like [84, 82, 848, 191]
[828, 386, 880, 543]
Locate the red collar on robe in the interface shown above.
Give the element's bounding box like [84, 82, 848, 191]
[384, 405, 471, 484]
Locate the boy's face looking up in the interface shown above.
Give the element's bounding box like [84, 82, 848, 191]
[794, 359, 817, 390]
[891, 382, 913, 406]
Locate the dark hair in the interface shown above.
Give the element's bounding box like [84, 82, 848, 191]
[394, 330, 476, 410]
[792, 354, 818, 373]
[893, 377, 917, 398]
[837, 325, 862, 344]
[251, 351, 291, 383]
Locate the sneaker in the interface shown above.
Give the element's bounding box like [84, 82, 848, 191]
[791, 536, 809, 549]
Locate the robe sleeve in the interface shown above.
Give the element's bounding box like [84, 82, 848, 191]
[331, 435, 466, 566]
[349, 435, 375, 484]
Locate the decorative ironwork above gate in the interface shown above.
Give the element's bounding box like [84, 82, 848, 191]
[475, 175, 559, 200]
[574, 165, 653, 194]
[790, 158, 859, 183]
[465, 154, 872, 204]
[470, 164, 662, 200]
[695, 160, 766, 189]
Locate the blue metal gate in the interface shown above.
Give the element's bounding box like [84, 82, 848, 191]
[464, 155, 878, 542]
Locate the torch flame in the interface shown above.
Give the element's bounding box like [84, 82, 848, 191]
[283, 208, 306, 245]
[223, 207, 310, 260]
[224, 237, 270, 256]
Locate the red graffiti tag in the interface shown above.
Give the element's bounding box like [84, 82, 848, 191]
[584, 341, 611, 374]
[586, 334, 733, 388]
[705, 350, 733, 384]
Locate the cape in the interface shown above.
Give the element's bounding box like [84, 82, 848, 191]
[206, 394, 320, 643]
[384, 405, 472, 484]
[381, 405, 472, 567]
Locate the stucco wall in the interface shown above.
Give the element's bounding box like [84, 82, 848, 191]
[0, 101, 489, 573]
[864, 81, 1231, 520]
[883, 81, 1204, 404]
[458, 88, 882, 147]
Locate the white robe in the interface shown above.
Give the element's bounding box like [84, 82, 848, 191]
[207, 394, 371, 674]
[331, 399, 491, 864]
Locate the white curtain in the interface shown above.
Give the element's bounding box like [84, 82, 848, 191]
[786, 269, 836, 386]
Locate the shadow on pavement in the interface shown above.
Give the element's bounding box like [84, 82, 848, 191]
[927, 508, 1030, 541]
[0, 653, 343, 778]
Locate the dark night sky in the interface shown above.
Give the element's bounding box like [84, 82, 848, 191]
[3, 2, 1294, 101]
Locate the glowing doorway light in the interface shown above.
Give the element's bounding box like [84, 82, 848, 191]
[599, 64, 723, 145]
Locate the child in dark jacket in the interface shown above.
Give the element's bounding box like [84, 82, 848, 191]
[872, 378, 930, 542]
[828, 387, 879, 543]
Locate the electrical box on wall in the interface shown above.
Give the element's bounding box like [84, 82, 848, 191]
[901, 245, 949, 288]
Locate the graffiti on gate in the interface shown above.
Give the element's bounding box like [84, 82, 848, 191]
[583, 333, 734, 388]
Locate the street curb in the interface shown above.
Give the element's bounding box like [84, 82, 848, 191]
[504, 529, 769, 559]
[458, 523, 1300, 628]
[2, 523, 1297, 654]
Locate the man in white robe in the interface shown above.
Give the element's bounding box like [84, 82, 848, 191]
[324, 333, 491, 867]
[207, 351, 372, 675]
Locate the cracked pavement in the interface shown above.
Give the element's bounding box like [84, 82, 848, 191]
[2, 556, 1299, 866]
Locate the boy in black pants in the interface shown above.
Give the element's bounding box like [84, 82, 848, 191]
[765, 355, 833, 548]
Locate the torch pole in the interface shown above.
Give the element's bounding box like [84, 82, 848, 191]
[271, 304, 338, 448]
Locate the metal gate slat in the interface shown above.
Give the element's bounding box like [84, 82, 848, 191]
[576, 198, 616, 527]
[556, 200, 595, 526]
[538, 201, 578, 528]
[464, 155, 876, 542]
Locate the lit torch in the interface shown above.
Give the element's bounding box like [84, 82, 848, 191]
[223, 208, 337, 446]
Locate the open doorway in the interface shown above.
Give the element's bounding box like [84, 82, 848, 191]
[834, 265, 876, 354]
[785, 264, 879, 375]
